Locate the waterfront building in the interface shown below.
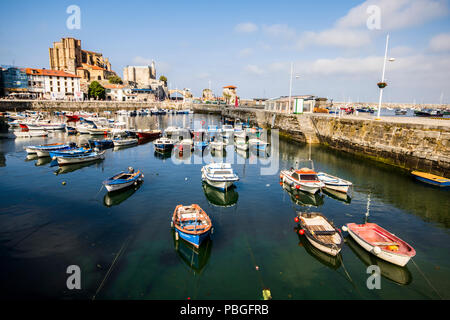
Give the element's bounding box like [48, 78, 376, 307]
[253, 98, 268, 106]
[265, 95, 316, 113]
[0, 67, 28, 97]
[25, 68, 82, 100]
[202, 88, 214, 101]
[123, 64, 156, 86]
[222, 85, 239, 105]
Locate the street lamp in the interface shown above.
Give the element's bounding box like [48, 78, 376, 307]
[376, 34, 395, 120]
[288, 62, 301, 113]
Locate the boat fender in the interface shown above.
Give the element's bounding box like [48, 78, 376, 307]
[298, 229, 305, 235]
[175, 232, 179, 241]
[342, 226, 348, 232]
[373, 246, 382, 255]
[294, 217, 300, 223]
[171, 221, 174, 228]
[295, 185, 300, 189]
[211, 227, 214, 234]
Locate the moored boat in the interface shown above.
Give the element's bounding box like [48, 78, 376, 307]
[171, 204, 212, 248]
[280, 168, 325, 194]
[201, 162, 239, 190]
[343, 223, 416, 267]
[317, 172, 352, 193]
[103, 167, 144, 192]
[154, 137, 175, 153]
[56, 150, 106, 166]
[136, 129, 162, 140]
[411, 171, 450, 187]
[295, 212, 343, 256]
[49, 147, 92, 159]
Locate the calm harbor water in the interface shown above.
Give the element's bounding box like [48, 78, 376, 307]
[0, 113, 449, 300]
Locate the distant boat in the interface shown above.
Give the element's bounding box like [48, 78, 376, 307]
[280, 168, 325, 194]
[103, 167, 144, 192]
[235, 138, 249, 151]
[411, 171, 450, 187]
[49, 147, 92, 159]
[154, 137, 175, 153]
[395, 109, 407, 115]
[172, 204, 212, 248]
[89, 139, 114, 149]
[248, 138, 269, 152]
[295, 211, 344, 256]
[414, 109, 444, 117]
[356, 107, 375, 113]
[317, 172, 352, 194]
[136, 129, 162, 140]
[201, 163, 239, 191]
[344, 223, 416, 267]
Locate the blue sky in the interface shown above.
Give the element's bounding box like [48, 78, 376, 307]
[1, 0, 450, 103]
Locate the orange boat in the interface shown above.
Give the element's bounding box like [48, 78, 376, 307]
[171, 204, 212, 248]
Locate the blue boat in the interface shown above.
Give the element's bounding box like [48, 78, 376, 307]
[49, 147, 92, 158]
[172, 204, 212, 248]
[103, 167, 144, 192]
[411, 171, 450, 187]
[89, 139, 114, 149]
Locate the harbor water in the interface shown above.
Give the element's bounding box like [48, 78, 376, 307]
[0, 113, 449, 300]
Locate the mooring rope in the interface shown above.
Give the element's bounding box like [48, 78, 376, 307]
[411, 258, 443, 300]
[92, 235, 132, 300]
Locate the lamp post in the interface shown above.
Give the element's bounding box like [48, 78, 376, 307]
[288, 62, 300, 113]
[376, 34, 395, 120]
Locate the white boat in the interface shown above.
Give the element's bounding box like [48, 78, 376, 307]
[201, 163, 239, 190]
[23, 122, 65, 131]
[25, 143, 68, 155]
[235, 138, 249, 150]
[234, 131, 246, 140]
[280, 168, 325, 194]
[113, 137, 138, 147]
[12, 130, 48, 138]
[317, 172, 352, 193]
[154, 137, 175, 152]
[56, 151, 106, 165]
[175, 139, 194, 151]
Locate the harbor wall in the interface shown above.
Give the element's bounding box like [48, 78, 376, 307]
[220, 107, 450, 177]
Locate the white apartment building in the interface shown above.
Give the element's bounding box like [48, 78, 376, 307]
[25, 68, 82, 100]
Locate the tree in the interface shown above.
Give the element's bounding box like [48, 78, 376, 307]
[159, 75, 167, 86]
[108, 75, 123, 84]
[88, 81, 105, 100]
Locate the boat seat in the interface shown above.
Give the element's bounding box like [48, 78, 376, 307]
[372, 242, 400, 246]
[183, 225, 207, 231]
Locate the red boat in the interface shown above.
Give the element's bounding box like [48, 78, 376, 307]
[345, 223, 416, 267]
[136, 130, 162, 140]
[66, 115, 80, 122]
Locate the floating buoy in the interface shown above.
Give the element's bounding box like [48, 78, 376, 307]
[62, 181, 66, 185]
[255, 266, 259, 271]
[342, 225, 348, 232]
[294, 217, 300, 223]
[295, 185, 300, 189]
[175, 232, 179, 241]
[262, 289, 272, 300]
[298, 229, 305, 235]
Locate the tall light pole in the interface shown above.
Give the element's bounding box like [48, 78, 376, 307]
[376, 34, 395, 120]
[288, 62, 293, 113]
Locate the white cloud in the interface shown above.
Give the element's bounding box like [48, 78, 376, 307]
[238, 48, 253, 58]
[337, 0, 449, 30]
[429, 33, 450, 52]
[262, 24, 296, 39]
[244, 64, 264, 75]
[234, 22, 258, 33]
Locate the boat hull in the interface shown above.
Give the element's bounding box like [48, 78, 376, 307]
[280, 172, 323, 194]
[175, 229, 211, 248]
[202, 176, 235, 190]
[57, 152, 105, 165]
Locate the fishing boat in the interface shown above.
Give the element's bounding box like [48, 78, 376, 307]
[201, 162, 239, 190]
[280, 168, 325, 194]
[56, 150, 106, 166]
[154, 137, 175, 153]
[136, 129, 162, 140]
[175, 138, 194, 152]
[30, 143, 74, 157]
[88, 139, 114, 149]
[12, 130, 48, 138]
[103, 167, 144, 192]
[171, 204, 212, 248]
[23, 122, 66, 131]
[112, 134, 138, 147]
[49, 147, 92, 159]
[25, 143, 64, 154]
[295, 212, 344, 256]
[235, 138, 249, 151]
[343, 223, 416, 267]
[248, 138, 269, 151]
[411, 171, 450, 187]
[317, 172, 353, 193]
[395, 109, 407, 115]
[65, 126, 77, 135]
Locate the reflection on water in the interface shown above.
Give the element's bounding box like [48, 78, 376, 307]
[346, 236, 412, 285]
[154, 150, 172, 160]
[323, 188, 352, 204]
[281, 182, 324, 207]
[35, 157, 52, 167]
[54, 160, 104, 175]
[202, 183, 239, 207]
[173, 230, 212, 274]
[103, 183, 141, 207]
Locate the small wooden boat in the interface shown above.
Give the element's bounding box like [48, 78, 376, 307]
[56, 151, 106, 166]
[103, 167, 144, 192]
[317, 172, 352, 193]
[295, 212, 343, 256]
[89, 139, 114, 149]
[49, 147, 92, 159]
[136, 129, 162, 140]
[280, 168, 325, 194]
[113, 138, 138, 147]
[172, 204, 212, 248]
[154, 137, 175, 152]
[411, 171, 450, 187]
[25, 143, 66, 154]
[201, 163, 239, 190]
[344, 223, 416, 267]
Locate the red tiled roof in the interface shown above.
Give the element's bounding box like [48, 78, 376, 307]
[223, 85, 237, 89]
[82, 63, 107, 71]
[25, 68, 81, 78]
[104, 84, 125, 89]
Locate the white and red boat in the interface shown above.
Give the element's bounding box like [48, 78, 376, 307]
[280, 168, 325, 194]
[136, 129, 162, 140]
[344, 223, 416, 267]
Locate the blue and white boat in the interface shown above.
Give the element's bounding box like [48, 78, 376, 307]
[201, 163, 239, 190]
[56, 150, 105, 166]
[317, 172, 353, 194]
[154, 137, 175, 153]
[25, 143, 69, 155]
[49, 147, 92, 159]
[32, 144, 76, 157]
[103, 167, 144, 192]
[172, 204, 212, 248]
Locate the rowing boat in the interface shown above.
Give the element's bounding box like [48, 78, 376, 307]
[103, 167, 144, 192]
[317, 172, 352, 193]
[411, 171, 450, 187]
[172, 204, 212, 248]
[56, 150, 106, 165]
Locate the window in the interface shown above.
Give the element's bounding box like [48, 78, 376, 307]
[50, 81, 52, 85]
[65, 82, 67, 87]
[72, 88, 74, 93]
[292, 173, 299, 180]
[58, 88, 60, 92]
[57, 82, 60, 86]
[71, 82, 74, 87]
[98, 76, 101, 80]
[64, 77, 67, 80]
